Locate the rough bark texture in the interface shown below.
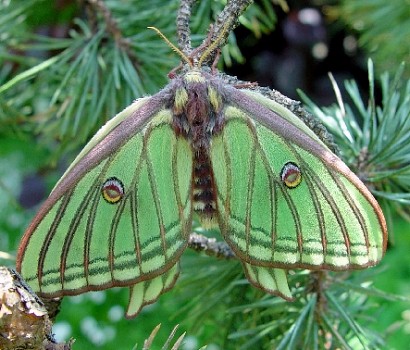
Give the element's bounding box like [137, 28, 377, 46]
[0, 267, 72, 350]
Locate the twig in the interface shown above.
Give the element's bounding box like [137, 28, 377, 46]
[188, 232, 236, 259]
[87, 0, 123, 43]
[176, 0, 253, 66]
[86, 0, 140, 67]
[177, 0, 196, 56]
[199, 0, 253, 65]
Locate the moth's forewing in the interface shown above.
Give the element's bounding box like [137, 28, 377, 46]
[17, 91, 193, 298]
[210, 84, 387, 271]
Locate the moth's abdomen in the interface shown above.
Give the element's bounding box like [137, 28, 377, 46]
[192, 148, 218, 228]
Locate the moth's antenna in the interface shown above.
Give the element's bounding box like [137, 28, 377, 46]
[197, 17, 233, 68]
[148, 26, 193, 67]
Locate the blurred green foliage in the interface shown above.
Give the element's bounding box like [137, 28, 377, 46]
[339, 0, 410, 79]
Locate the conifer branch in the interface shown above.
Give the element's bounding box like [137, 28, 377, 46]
[199, 0, 253, 65]
[86, 0, 139, 67]
[86, 0, 123, 45]
[176, 0, 196, 55]
[188, 232, 236, 259]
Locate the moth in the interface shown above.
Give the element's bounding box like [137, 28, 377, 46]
[16, 25, 387, 319]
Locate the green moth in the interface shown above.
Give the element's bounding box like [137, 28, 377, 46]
[16, 27, 387, 319]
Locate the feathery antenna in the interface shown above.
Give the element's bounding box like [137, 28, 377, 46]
[197, 17, 234, 68]
[148, 26, 193, 68]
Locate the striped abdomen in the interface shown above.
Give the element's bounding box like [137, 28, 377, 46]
[192, 147, 217, 225]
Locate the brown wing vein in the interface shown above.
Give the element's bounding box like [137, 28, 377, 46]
[130, 189, 142, 274]
[222, 131, 233, 229]
[83, 159, 113, 287]
[254, 132, 303, 258]
[84, 182, 105, 286]
[329, 171, 370, 254]
[37, 191, 72, 291]
[304, 166, 352, 258]
[171, 138, 188, 238]
[60, 177, 100, 288]
[287, 146, 327, 258]
[302, 172, 327, 255]
[144, 127, 168, 258]
[129, 134, 149, 277]
[108, 190, 128, 281]
[245, 141, 257, 258]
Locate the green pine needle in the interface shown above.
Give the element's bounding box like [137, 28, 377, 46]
[299, 60, 410, 214]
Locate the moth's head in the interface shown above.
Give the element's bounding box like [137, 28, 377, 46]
[183, 70, 206, 84]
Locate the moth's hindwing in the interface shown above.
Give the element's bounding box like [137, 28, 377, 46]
[126, 262, 180, 318]
[17, 97, 193, 297]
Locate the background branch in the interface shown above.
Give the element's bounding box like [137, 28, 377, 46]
[176, 0, 196, 55]
[188, 232, 236, 259]
[199, 0, 253, 65]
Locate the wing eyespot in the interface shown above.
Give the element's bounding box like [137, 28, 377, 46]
[101, 177, 125, 204]
[280, 162, 302, 189]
